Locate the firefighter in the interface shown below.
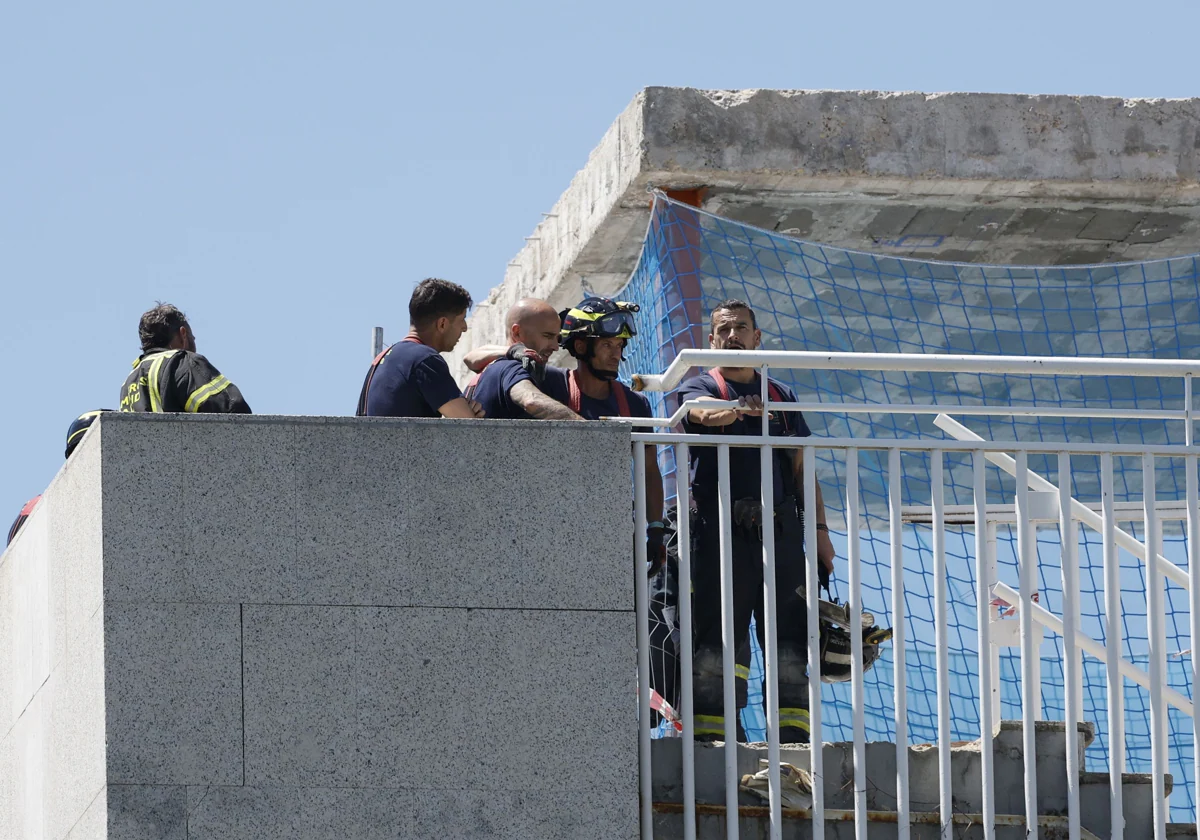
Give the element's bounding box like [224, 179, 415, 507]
[544, 298, 650, 421]
[119, 304, 251, 414]
[357, 278, 484, 419]
[549, 297, 677, 720]
[677, 299, 836, 744]
[464, 297, 581, 419]
[9, 410, 108, 545]
[461, 297, 557, 395]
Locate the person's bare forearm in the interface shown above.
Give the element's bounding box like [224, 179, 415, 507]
[438, 396, 485, 419]
[688, 408, 739, 426]
[687, 394, 765, 427]
[813, 470, 828, 527]
[462, 344, 507, 373]
[511, 380, 583, 421]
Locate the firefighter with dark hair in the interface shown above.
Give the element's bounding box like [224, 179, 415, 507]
[678, 298, 836, 744]
[119, 304, 251, 414]
[358, 278, 485, 419]
[541, 297, 676, 720]
[8, 410, 109, 546]
[543, 298, 652, 421]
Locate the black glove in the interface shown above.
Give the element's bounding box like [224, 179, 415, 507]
[505, 343, 546, 388]
[732, 498, 764, 540]
[647, 526, 666, 577]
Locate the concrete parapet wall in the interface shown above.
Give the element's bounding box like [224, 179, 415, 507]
[1, 427, 107, 840]
[2, 414, 638, 839]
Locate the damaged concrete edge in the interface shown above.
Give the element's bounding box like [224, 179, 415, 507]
[641, 87, 1200, 184]
[452, 86, 1200, 381]
[446, 91, 652, 379]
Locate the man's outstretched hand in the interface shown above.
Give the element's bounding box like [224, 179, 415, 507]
[506, 343, 546, 388]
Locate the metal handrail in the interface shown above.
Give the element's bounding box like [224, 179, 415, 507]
[631, 348, 1200, 393]
[628, 351, 1198, 840]
[618, 398, 1184, 429]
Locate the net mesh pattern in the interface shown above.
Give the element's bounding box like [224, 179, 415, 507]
[621, 194, 1200, 819]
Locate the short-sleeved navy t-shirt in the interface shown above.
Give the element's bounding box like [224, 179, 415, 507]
[678, 372, 811, 508]
[541, 368, 653, 421]
[471, 359, 549, 420]
[363, 339, 462, 418]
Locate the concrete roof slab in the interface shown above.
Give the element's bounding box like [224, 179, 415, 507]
[451, 87, 1200, 377]
[1078, 210, 1145, 242]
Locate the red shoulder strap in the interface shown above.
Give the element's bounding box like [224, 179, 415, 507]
[613, 382, 631, 417]
[706, 368, 790, 434]
[706, 368, 731, 433]
[707, 367, 730, 400]
[767, 380, 791, 434]
[567, 370, 632, 417]
[567, 369, 583, 414]
[356, 344, 395, 416]
[462, 370, 483, 400]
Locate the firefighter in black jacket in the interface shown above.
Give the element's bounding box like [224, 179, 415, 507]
[120, 304, 251, 414]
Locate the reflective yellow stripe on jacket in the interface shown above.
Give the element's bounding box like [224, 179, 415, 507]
[779, 707, 810, 732]
[184, 375, 231, 413]
[144, 351, 177, 413]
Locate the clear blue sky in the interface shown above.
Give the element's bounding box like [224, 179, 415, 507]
[2, 0, 1198, 522]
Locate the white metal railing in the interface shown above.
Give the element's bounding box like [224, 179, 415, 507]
[626, 349, 1200, 840]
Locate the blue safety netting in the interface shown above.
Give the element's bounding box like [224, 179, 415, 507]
[621, 193, 1200, 820]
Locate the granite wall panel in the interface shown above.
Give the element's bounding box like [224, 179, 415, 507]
[104, 602, 242, 786]
[3, 414, 639, 840]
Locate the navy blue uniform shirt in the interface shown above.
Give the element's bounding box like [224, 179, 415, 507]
[541, 367, 652, 421]
[471, 359, 552, 420]
[364, 339, 462, 418]
[678, 372, 811, 508]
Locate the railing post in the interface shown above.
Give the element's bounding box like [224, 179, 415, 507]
[804, 443, 825, 839]
[1188, 451, 1200, 827]
[975, 450, 997, 840]
[1102, 452, 1125, 840]
[1186, 374, 1194, 447]
[846, 449, 867, 839]
[1015, 452, 1039, 837]
[1059, 452, 1082, 840]
[1145, 455, 1168, 840]
[758, 367, 782, 840]
[676, 443, 697, 840]
[888, 447, 910, 839]
[633, 443, 653, 839]
[931, 448, 952, 839]
[986, 520, 1001, 726]
[716, 444, 740, 840]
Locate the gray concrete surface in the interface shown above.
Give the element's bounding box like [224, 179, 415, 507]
[650, 721, 1176, 839]
[1, 421, 107, 840]
[1, 413, 638, 839]
[451, 87, 1200, 380]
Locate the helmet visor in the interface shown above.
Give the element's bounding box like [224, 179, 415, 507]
[594, 310, 637, 339]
